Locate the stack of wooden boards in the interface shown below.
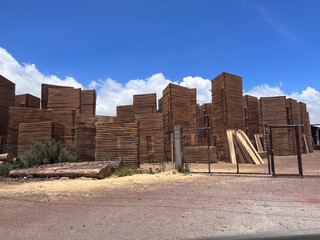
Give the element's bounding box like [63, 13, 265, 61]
[15, 94, 40, 108]
[116, 105, 134, 122]
[197, 103, 212, 128]
[95, 122, 140, 166]
[133, 94, 157, 115]
[211, 72, 245, 162]
[48, 87, 81, 154]
[7, 107, 54, 156]
[135, 113, 164, 163]
[0, 75, 15, 150]
[226, 129, 263, 164]
[158, 84, 197, 161]
[80, 90, 96, 115]
[17, 121, 64, 156]
[77, 115, 116, 161]
[243, 95, 260, 146]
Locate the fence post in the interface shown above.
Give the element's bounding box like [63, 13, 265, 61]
[174, 125, 182, 171]
[122, 130, 124, 162]
[207, 128, 211, 173]
[269, 127, 275, 176]
[266, 127, 271, 175]
[234, 128, 239, 174]
[295, 125, 303, 176]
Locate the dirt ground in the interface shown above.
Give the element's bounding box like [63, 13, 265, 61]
[0, 169, 320, 240]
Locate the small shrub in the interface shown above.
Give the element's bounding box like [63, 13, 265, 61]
[158, 158, 166, 172]
[179, 159, 190, 175]
[112, 165, 139, 177]
[20, 139, 75, 168]
[104, 154, 113, 161]
[0, 162, 14, 178]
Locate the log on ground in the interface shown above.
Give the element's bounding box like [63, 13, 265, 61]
[9, 161, 111, 179]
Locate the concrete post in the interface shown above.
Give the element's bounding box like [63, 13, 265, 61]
[174, 125, 182, 171]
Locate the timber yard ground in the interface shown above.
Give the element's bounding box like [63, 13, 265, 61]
[0, 154, 320, 240]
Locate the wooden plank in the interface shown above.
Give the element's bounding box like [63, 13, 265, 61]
[226, 130, 236, 164]
[302, 134, 309, 154]
[238, 130, 263, 164]
[254, 134, 264, 152]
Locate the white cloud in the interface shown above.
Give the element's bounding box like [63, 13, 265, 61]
[0, 47, 83, 98]
[180, 76, 211, 104]
[92, 73, 174, 116]
[245, 84, 320, 123]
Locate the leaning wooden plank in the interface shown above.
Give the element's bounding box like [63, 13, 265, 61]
[226, 130, 236, 164]
[302, 134, 309, 154]
[238, 130, 264, 164]
[9, 163, 111, 179]
[234, 132, 254, 164]
[0, 153, 14, 162]
[236, 132, 261, 164]
[254, 134, 264, 152]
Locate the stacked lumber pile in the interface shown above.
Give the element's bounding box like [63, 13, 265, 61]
[286, 98, 299, 154]
[95, 122, 140, 167]
[9, 161, 112, 179]
[260, 96, 291, 155]
[15, 94, 40, 108]
[17, 121, 64, 156]
[133, 93, 157, 115]
[117, 105, 134, 122]
[197, 103, 212, 128]
[226, 129, 263, 164]
[41, 84, 72, 109]
[189, 89, 198, 128]
[0, 75, 15, 145]
[80, 90, 96, 115]
[7, 107, 54, 156]
[77, 115, 117, 161]
[48, 87, 81, 155]
[160, 83, 197, 162]
[135, 113, 165, 163]
[182, 146, 215, 163]
[48, 88, 81, 113]
[299, 102, 313, 153]
[77, 115, 96, 161]
[243, 95, 260, 146]
[211, 72, 244, 162]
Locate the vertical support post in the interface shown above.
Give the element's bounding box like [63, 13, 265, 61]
[76, 130, 79, 160]
[171, 132, 174, 163]
[122, 130, 124, 162]
[316, 128, 320, 145]
[0, 136, 2, 154]
[174, 125, 182, 171]
[269, 127, 275, 176]
[266, 127, 271, 175]
[295, 125, 303, 176]
[235, 128, 239, 174]
[207, 128, 211, 173]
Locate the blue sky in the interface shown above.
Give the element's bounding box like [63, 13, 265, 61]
[0, 0, 319, 121]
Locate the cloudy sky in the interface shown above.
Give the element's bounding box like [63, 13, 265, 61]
[0, 0, 319, 123]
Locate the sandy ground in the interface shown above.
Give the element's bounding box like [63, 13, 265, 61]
[0, 171, 320, 240]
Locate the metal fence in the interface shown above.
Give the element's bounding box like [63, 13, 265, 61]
[179, 125, 320, 177]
